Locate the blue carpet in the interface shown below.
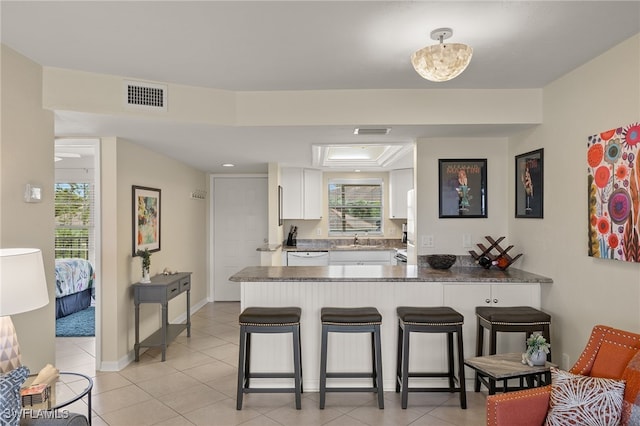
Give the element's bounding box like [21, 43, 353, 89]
[56, 307, 95, 337]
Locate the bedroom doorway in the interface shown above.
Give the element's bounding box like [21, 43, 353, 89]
[54, 138, 101, 370]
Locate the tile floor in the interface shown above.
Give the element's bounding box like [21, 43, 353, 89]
[55, 302, 489, 426]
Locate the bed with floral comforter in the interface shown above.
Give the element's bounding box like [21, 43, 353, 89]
[55, 258, 94, 319]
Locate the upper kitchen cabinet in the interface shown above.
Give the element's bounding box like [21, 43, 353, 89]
[389, 168, 413, 219]
[281, 167, 323, 220]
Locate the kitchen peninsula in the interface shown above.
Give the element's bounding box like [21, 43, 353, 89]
[229, 262, 552, 392]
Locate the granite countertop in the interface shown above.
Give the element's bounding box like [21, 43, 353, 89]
[229, 265, 553, 284]
[279, 238, 405, 252]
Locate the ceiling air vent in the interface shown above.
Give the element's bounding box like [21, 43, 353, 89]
[353, 128, 390, 135]
[124, 80, 167, 112]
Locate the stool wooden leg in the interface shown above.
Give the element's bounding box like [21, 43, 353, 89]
[236, 327, 247, 410]
[244, 332, 252, 388]
[447, 332, 455, 389]
[400, 324, 410, 409]
[543, 325, 551, 361]
[292, 325, 302, 410]
[370, 330, 376, 389]
[373, 324, 384, 409]
[319, 324, 328, 409]
[456, 325, 467, 409]
[298, 327, 304, 394]
[395, 321, 402, 393]
[475, 321, 484, 392]
[490, 328, 498, 355]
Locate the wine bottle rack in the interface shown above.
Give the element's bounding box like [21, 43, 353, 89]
[468, 236, 523, 270]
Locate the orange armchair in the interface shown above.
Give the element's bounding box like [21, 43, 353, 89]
[486, 325, 640, 426]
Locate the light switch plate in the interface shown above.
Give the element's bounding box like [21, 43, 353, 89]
[24, 184, 42, 203]
[422, 235, 434, 248]
[462, 234, 472, 248]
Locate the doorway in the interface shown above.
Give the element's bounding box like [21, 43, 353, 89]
[211, 176, 268, 301]
[54, 138, 101, 370]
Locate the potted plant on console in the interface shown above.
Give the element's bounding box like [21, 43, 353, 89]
[137, 248, 152, 283]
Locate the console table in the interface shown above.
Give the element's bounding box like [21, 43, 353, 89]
[133, 272, 191, 361]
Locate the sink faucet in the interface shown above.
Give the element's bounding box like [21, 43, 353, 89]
[353, 234, 359, 245]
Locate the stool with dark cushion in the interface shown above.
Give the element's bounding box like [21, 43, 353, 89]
[395, 306, 467, 409]
[236, 306, 303, 410]
[319, 307, 384, 409]
[475, 306, 551, 392]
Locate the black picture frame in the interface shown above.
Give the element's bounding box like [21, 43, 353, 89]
[132, 185, 161, 255]
[438, 159, 487, 218]
[515, 148, 544, 218]
[278, 185, 283, 226]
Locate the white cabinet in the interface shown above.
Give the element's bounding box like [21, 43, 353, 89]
[329, 250, 393, 265]
[389, 169, 413, 219]
[443, 283, 541, 361]
[281, 167, 322, 219]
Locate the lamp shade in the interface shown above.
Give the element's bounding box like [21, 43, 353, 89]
[411, 42, 473, 82]
[0, 248, 49, 316]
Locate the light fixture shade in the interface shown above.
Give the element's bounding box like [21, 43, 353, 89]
[0, 248, 49, 316]
[411, 42, 473, 82]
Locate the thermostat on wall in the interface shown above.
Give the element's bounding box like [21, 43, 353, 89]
[24, 184, 42, 203]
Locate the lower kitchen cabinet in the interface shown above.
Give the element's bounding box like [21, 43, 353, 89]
[443, 282, 542, 362]
[329, 250, 393, 265]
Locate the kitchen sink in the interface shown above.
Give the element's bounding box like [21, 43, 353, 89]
[332, 244, 385, 250]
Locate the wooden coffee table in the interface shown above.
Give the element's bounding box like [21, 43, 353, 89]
[464, 352, 556, 395]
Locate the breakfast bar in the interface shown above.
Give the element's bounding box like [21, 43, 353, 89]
[229, 264, 552, 391]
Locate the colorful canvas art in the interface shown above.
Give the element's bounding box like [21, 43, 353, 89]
[587, 122, 640, 261]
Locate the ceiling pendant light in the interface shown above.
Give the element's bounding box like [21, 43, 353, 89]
[411, 27, 473, 82]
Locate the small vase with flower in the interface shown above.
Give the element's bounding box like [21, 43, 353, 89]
[137, 248, 152, 283]
[523, 333, 550, 366]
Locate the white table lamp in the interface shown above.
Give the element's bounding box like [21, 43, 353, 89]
[0, 248, 49, 373]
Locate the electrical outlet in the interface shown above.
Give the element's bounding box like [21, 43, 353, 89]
[462, 234, 472, 248]
[422, 235, 434, 248]
[316, 228, 322, 236]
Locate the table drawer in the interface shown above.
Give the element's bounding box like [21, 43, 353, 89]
[166, 281, 180, 299]
[179, 276, 190, 292]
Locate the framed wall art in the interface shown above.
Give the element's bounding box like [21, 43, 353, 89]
[515, 149, 544, 218]
[438, 159, 487, 218]
[132, 185, 161, 255]
[588, 122, 640, 262]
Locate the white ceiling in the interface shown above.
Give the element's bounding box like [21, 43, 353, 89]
[3, 1, 640, 173]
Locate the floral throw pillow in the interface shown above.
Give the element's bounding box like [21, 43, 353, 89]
[545, 367, 626, 426]
[0, 366, 29, 426]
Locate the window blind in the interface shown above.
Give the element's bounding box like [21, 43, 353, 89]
[54, 183, 95, 260]
[328, 179, 383, 234]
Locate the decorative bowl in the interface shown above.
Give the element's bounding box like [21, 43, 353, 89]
[426, 254, 457, 269]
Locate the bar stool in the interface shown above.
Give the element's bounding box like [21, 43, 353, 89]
[236, 306, 303, 410]
[319, 307, 384, 409]
[395, 306, 467, 409]
[475, 306, 551, 392]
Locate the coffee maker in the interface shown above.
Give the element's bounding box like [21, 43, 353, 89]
[401, 223, 408, 244]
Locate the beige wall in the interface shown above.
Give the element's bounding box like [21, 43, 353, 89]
[99, 137, 207, 369]
[507, 33, 640, 368]
[43, 67, 542, 130]
[415, 137, 509, 255]
[0, 45, 56, 371]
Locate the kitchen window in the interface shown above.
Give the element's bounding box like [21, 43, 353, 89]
[328, 178, 383, 235]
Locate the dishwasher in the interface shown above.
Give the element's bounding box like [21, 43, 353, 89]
[287, 251, 329, 266]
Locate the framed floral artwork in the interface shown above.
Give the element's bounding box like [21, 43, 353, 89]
[587, 122, 640, 261]
[438, 159, 487, 218]
[132, 185, 161, 255]
[515, 149, 544, 218]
